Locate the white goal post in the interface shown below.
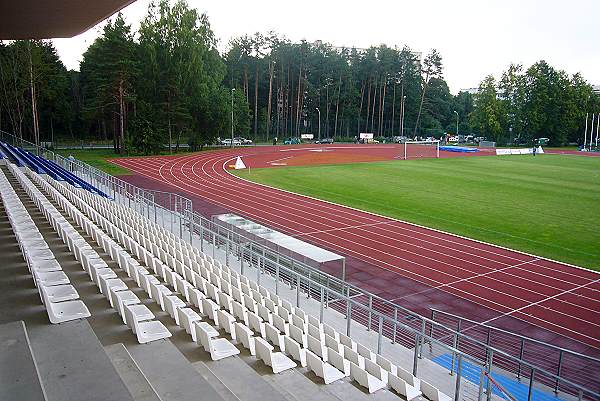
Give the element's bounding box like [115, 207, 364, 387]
[403, 140, 440, 160]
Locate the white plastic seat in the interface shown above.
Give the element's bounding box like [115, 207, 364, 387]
[265, 322, 285, 352]
[188, 288, 206, 310]
[164, 295, 186, 324]
[307, 334, 327, 362]
[291, 314, 307, 332]
[232, 301, 248, 326]
[196, 322, 240, 361]
[349, 362, 386, 394]
[327, 347, 350, 376]
[193, 321, 219, 344]
[40, 286, 90, 324]
[150, 283, 172, 311]
[357, 342, 376, 362]
[365, 358, 388, 384]
[35, 270, 70, 287]
[376, 354, 398, 376]
[306, 349, 345, 384]
[343, 345, 365, 369]
[257, 303, 273, 325]
[421, 381, 452, 401]
[177, 308, 202, 341]
[41, 284, 79, 303]
[308, 323, 325, 342]
[339, 333, 357, 351]
[234, 322, 256, 356]
[289, 324, 307, 348]
[397, 366, 421, 390]
[124, 305, 171, 344]
[389, 374, 422, 401]
[201, 298, 220, 325]
[283, 335, 306, 367]
[99, 277, 127, 300]
[324, 334, 344, 355]
[30, 258, 62, 273]
[272, 313, 289, 336]
[123, 304, 154, 327]
[110, 289, 140, 323]
[217, 292, 233, 312]
[255, 337, 296, 374]
[247, 311, 265, 337]
[216, 309, 237, 340]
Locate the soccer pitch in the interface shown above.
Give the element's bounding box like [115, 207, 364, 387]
[233, 155, 600, 270]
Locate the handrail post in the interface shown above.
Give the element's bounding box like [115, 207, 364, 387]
[320, 286, 324, 323]
[419, 319, 426, 358]
[555, 350, 563, 393]
[451, 319, 461, 375]
[486, 349, 494, 401]
[517, 338, 525, 381]
[453, 354, 463, 401]
[392, 307, 398, 344]
[527, 369, 535, 401]
[412, 332, 420, 376]
[367, 295, 373, 331]
[346, 300, 352, 337]
[377, 315, 383, 354]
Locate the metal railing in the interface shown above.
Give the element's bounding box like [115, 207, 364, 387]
[2, 129, 599, 401]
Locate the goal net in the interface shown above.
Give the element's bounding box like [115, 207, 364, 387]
[403, 140, 440, 160]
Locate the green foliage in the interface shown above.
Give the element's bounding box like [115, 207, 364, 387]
[129, 102, 163, 154]
[234, 156, 600, 270]
[472, 60, 598, 145]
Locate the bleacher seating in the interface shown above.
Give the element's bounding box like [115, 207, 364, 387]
[0, 156, 457, 400]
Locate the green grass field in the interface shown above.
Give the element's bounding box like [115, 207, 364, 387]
[233, 155, 600, 270]
[55, 149, 132, 176]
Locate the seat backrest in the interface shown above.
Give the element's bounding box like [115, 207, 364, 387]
[307, 323, 322, 339]
[291, 314, 304, 329]
[305, 349, 323, 376]
[350, 362, 366, 383]
[123, 305, 139, 332]
[324, 334, 340, 350]
[344, 345, 361, 365]
[235, 322, 252, 345]
[272, 314, 287, 333]
[307, 315, 320, 327]
[232, 301, 245, 321]
[339, 333, 354, 348]
[280, 299, 293, 313]
[365, 358, 384, 381]
[255, 337, 273, 364]
[327, 347, 346, 373]
[247, 311, 262, 332]
[277, 306, 290, 322]
[397, 366, 417, 387]
[289, 324, 304, 345]
[357, 342, 373, 360]
[307, 335, 324, 358]
[375, 354, 395, 374]
[265, 322, 280, 345]
[257, 304, 271, 322]
[196, 322, 211, 350]
[420, 381, 437, 400]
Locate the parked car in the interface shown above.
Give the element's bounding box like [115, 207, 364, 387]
[283, 137, 301, 145]
[234, 137, 253, 145]
[316, 137, 334, 144]
[220, 138, 241, 146]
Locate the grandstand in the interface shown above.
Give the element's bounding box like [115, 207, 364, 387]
[2, 135, 599, 401]
[1, 140, 480, 400]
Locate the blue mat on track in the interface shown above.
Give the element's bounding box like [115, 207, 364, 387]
[432, 354, 565, 401]
[439, 146, 479, 152]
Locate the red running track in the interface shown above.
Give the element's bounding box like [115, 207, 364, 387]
[111, 145, 600, 350]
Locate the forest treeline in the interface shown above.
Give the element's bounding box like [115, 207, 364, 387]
[1, 0, 598, 154]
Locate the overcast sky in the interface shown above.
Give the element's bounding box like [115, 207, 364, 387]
[53, 0, 600, 94]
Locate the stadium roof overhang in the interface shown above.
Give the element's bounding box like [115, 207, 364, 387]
[0, 0, 136, 40]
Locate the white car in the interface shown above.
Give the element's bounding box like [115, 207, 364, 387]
[220, 138, 242, 146]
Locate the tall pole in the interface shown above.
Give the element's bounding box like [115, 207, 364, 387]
[316, 108, 321, 141]
[596, 113, 599, 147]
[583, 113, 588, 150]
[231, 88, 235, 148]
[454, 110, 459, 140]
[401, 95, 406, 138]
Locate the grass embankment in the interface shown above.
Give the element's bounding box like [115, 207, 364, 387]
[233, 155, 600, 270]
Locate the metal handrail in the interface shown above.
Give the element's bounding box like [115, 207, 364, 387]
[431, 308, 600, 363]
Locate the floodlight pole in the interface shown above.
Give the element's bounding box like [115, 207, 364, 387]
[401, 95, 407, 138]
[316, 107, 321, 141]
[231, 88, 235, 148]
[583, 113, 588, 150]
[454, 110, 459, 140]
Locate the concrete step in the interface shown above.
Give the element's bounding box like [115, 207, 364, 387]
[0, 320, 46, 401]
[104, 343, 161, 401]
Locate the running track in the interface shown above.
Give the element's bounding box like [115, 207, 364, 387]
[111, 145, 600, 350]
